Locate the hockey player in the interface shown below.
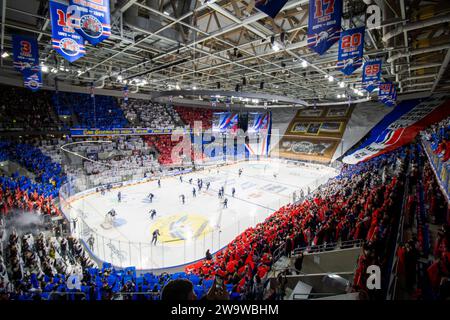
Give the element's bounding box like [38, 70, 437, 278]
[180, 194, 185, 204]
[148, 193, 154, 203]
[223, 198, 228, 209]
[192, 187, 197, 198]
[206, 182, 211, 190]
[232, 187, 236, 198]
[117, 191, 122, 202]
[157, 179, 161, 188]
[238, 169, 243, 177]
[152, 229, 160, 245]
[150, 209, 157, 220]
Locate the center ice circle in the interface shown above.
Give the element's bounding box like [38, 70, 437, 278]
[151, 213, 213, 243]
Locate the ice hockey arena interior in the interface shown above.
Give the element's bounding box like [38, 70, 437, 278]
[0, 0, 449, 304]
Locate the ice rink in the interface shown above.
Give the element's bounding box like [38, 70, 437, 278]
[67, 159, 337, 271]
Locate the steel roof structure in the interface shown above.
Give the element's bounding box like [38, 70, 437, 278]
[0, 0, 449, 103]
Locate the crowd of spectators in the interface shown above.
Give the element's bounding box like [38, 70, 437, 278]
[54, 92, 128, 129]
[0, 141, 65, 199]
[393, 143, 449, 300]
[421, 116, 450, 163]
[121, 100, 183, 129]
[0, 228, 95, 300]
[0, 85, 60, 131]
[186, 146, 407, 299]
[174, 106, 217, 129]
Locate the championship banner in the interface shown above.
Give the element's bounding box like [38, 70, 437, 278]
[50, 0, 86, 63]
[12, 35, 40, 72]
[89, 83, 95, 98]
[337, 27, 365, 75]
[255, 0, 289, 19]
[307, 0, 343, 55]
[343, 96, 450, 164]
[22, 68, 43, 92]
[123, 85, 129, 105]
[68, 0, 111, 45]
[225, 96, 231, 108]
[362, 59, 382, 92]
[379, 82, 397, 107]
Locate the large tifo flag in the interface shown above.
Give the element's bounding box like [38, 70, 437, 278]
[308, 0, 343, 55]
[255, 0, 289, 18]
[343, 95, 450, 164]
[50, 0, 86, 62]
[337, 27, 365, 75]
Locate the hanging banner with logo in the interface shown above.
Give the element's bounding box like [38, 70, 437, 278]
[123, 85, 129, 105]
[362, 59, 382, 93]
[307, 0, 343, 55]
[255, 0, 289, 19]
[337, 27, 365, 75]
[379, 82, 397, 107]
[89, 83, 95, 98]
[22, 68, 43, 92]
[211, 96, 218, 108]
[68, 0, 111, 45]
[225, 96, 231, 108]
[343, 96, 450, 164]
[12, 35, 40, 72]
[50, 0, 86, 63]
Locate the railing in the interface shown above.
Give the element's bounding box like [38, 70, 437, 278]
[421, 139, 450, 202]
[386, 155, 411, 300]
[273, 239, 364, 264]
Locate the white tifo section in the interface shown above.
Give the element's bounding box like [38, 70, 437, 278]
[270, 108, 298, 150]
[69, 159, 337, 271]
[331, 102, 391, 162]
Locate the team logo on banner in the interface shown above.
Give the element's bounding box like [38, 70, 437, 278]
[123, 85, 129, 104]
[379, 82, 397, 107]
[307, 0, 343, 55]
[255, 0, 289, 19]
[362, 59, 382, 93]
[50, 0, 86, 62]
[68, 0, 111, 45]
[12, 35, 40, 72]
[23, 68, 43, 92]
[337, 27, 365, 75]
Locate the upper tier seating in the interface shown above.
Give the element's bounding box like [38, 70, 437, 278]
[54, 92, 128, 129]
[0, 85, 60, 131]
[121, 100, 183, 128]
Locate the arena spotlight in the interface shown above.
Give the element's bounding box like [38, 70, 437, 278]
[328, 75, 334, 82]
[272, 42, 281, 52]
[41, 64, 49, 73]
[301, 60, 308, 68]
[339, 81, 345, 88]
[117, 75, 123, 81]
[192, 85, 197, 90]
[1, 51, 9, 58]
